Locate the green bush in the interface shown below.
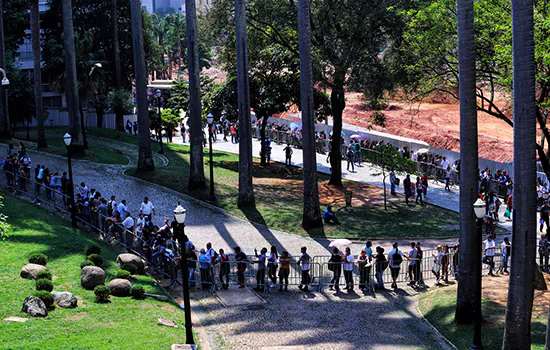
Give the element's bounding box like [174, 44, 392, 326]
[80, 260, 95, 269]
[36, 270, 52, 280]
[87, 254, 103, 267]
[94, 285, 110, 303]
[116, 270, 131, 280]
[130, 286, 145, 299]
[33, 291, 55, 309]
[85, 245, 101, 256]
[28, 253, 48, 266]
[36, 278, 53, 292]
[120, 263, 137, 275]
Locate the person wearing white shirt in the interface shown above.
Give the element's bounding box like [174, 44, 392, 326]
[484, 235, 496, 276]
[140, 197, 155, 219]
[501, 237, 511, 274]
[343, 247, 354, 291]
[117, 200, 127, 218]
[135, 213, 145, 236]
[388, 242, 404, 289]
[121, 212, 134, 245]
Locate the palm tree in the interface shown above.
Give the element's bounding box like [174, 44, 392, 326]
[235, 0, 255, 207]
[130, 0, 154, 171]
[454, 0, 479, 325]
[31, 0, 47, 148]
[297, 0, 322, 232]
[0, 0, 8, 138]
[503, 0, 537, 347]
[186, 0, 206, 188]
[61, 0, 84, 153]
[110, 0, 124, 132]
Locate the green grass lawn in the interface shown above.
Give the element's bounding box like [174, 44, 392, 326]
[0, 195, 192, 349]
[418, 289, 546, 350]
[11, 127, 129, 165]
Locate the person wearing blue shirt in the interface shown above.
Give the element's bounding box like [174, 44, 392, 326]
[363, 241, 373, 288]
[323, 205, 340, 224]
[199, 249, 211, 290]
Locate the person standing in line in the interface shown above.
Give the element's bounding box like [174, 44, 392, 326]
[198, 248, 211, 290]
[253, 247, 267, 291]
[206, 242, 218, 289]
[407, 242, 418, 286]
[235, 246, 248, 288]
[357, 249, 369, 291]
[403, 175, 411, 205]
[416, 242, 425, 285]
[135, 212, 145, 237]
[283, 144, 293, 166]
[329, 247, 343, 291]
[387, 242, 404, 289]
[364, 241, 373, 288]
[390, 169, 397, 196]
[298, 247, 311, 292]
[80, 182, 89, 200]
[415, 177, 424, 206]
[117, 199, 127, 218]
[483, 235, 496, 276]
[354, 139, 362, 166]
[187, 245, 198, 287]
[140, 197, 156, 220]
[441, 245, 450, 283]
[343, 247, 354, 291]
[501, 237, 511, 274]
[217, 249, 230, 290]
[267, 246, 278, 288]
[432, 245, 444, 285]
[374, 246, 387, 290]
[278, 251, 291, 292]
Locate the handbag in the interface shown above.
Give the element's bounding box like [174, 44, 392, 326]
[504, 208, 511, 218]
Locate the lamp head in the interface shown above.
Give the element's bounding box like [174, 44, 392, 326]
[1, 78, 9, 86]
[473, 198, 486, 220]
[63, 132, 72, 146]
[174, 204, 187, 224]
[206, 113, 214, 125]
[155, 89, 162, 98]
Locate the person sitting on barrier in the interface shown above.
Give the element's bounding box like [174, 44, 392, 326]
[234, 246, 248, 289]
[323, 205, 340, 225]
[375, 246, 388, 290]
[199, 248, 212, 290]
[298, 247, 311, 292]
[267, 246, 279, 288]
[343, 247, 354, 291]
[328, 247, 343, 291]
[217, 249, 230, 290]
[501, 237, 511, 274]
[406, 242, 418, 286]
[253, 247, 267, 291]
[278, 251, 291, 292]
[388, 242, 404, 289]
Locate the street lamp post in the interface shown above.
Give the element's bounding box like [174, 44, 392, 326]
[173, 203, 194, 345]
[0, 67, 10, 135]
[63, 133, 77, 227]
[206, 113, 215, 200]
[155, 88, 164, 154]
[471, 198, 486, 350]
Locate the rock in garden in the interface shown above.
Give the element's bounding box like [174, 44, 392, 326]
[116, 253, 145, 273]
[51, 291, 77, 308]
[81, 266, 106, 290]
[20, 264, 49, 280]
[21, 296, 48, 317]
[107, 279, 132, 297]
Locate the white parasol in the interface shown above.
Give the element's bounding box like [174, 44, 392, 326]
[350, 134, 362, 139]
[416, 148, 431, 155]
[328, 239, 353, 248]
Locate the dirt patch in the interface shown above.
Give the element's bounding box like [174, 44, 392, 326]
[64, 312, 88, 321]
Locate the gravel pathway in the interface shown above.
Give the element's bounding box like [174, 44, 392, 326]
[1, 142, 451, 349]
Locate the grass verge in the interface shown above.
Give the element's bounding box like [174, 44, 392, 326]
[0, 194, 194, 349]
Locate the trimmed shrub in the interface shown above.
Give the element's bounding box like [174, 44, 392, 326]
[116, 270, 131, 280]
[94, 285, 110, 303]
[33, 290, 55, 309]
[36, 270, 52, 281]
[36, 278, 53, 292]
[130, 286, 145, 300]
[80, 260, 95, 269]
[28, 253, 48, 266]
[85, 245, 101, 256]
[120, 263, 137, 275]
[87, 254, 103, 267]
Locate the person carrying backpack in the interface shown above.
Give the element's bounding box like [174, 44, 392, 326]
[387, 242, 404, 289]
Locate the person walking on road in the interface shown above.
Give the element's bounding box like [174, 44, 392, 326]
[283, 144, 293, 166]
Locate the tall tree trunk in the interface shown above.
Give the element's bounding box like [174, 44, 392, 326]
[259, 115, 267, 166]
[130, 0, 155, 171]
[328, 84, 344, 187]
[503, 0, 537, 347]
[79, 103, 88, 148]
[31, 0, 47, 148]
[186, 0, 206, 188]
[62, 0, 84, 153]
[110, 0, 124, 132]
[455, 0, 479, 325]
[0, 0, 8, 138]
[298, 0, 323, 232]
[235, 0, 255, 207]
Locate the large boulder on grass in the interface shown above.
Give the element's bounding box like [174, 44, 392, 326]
[81, 266, 106, 290]
[116, 254, 144, 274]
[21, 296, 48, 317]
[20, 264, 49, 280]
[107, 279, 132, 297]
[51, 291, 77, 308]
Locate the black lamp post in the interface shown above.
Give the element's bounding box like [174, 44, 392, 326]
[173, 203, 194, 345]
[155, 88, 164, 154]
[206, 113, 215, 200]
[63, 133, 77, 227]
[470, 198, 486, 350]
